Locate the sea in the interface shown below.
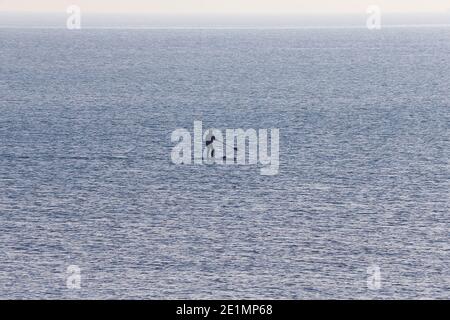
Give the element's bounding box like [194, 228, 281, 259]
[0, 25, 449, 299]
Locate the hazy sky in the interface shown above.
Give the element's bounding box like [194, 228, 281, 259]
[1, 0, 449, 14]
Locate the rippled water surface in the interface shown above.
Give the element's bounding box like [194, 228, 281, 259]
[0, 28, 449, 299]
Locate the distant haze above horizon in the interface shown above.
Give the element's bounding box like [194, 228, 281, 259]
[1, 0, 449, 14]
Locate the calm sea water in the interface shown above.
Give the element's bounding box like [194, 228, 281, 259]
[0, 28, 449, 299]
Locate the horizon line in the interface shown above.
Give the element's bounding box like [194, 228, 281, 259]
[1, 10, 449, 16]
[1, 24, 449, 30]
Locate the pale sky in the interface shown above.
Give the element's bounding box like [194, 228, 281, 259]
[1, 0, 449, 14]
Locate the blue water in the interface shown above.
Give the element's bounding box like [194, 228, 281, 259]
[0, 28, 449, 299]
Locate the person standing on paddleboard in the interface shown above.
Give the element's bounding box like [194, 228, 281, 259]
[205, 129, 216, 159]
